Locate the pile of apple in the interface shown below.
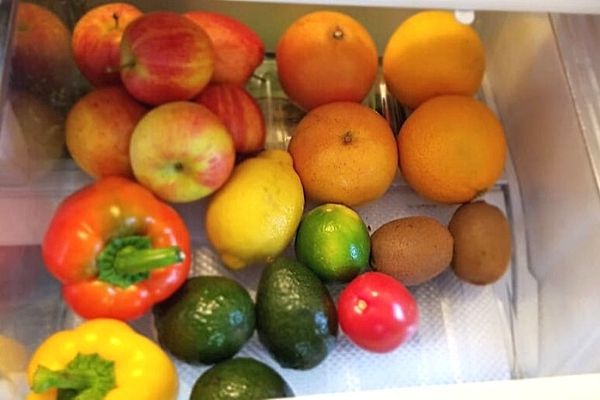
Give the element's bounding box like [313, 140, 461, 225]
[66, 3, 266, 202]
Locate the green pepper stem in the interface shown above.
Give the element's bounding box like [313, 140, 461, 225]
[31, 353, 116, 399]
[97, 236, 186, 288]
[32, 365, 89, 393]
[113, 246, 185, 274]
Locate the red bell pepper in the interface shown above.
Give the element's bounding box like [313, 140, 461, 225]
[42, 176, 191, 320]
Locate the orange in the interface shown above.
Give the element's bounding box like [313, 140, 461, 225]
[276, 11, 378, 111]
[288, 101, 398, 206]
[382, 11, 485, 109]
[398, 95, 506, 204]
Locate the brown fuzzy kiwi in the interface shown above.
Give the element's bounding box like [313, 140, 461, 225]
[370, 216, 453, 286]
[448, 201, 512, 285]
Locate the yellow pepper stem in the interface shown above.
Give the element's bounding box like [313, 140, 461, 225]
[31, 353, 115, 399]
[32, 365, 88, 392]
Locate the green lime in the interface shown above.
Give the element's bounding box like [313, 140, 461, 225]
[190, 357, 294, 400]
[153, 276, 255, 364]
[294, 203, 370, 282]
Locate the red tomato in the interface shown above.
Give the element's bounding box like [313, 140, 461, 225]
[338, 272, 418, 352]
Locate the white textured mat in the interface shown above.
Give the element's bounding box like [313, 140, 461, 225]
[171, 182, 513, 399]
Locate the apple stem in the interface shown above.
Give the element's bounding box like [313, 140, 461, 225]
[113, 13, 120, 29]
[252, 73, 266, 82]
[119, 61, 136, 70]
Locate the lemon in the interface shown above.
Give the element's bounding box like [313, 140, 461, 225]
[205, 150, 304, 270]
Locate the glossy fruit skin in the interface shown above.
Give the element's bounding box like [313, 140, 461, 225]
[27, 319, 178, 400]
[338, 272, 418, 353]
[184, 11, 265, 86]
[153, 276, 255, 364]
[256, 257, 338, 370]
[190, 358, 293, 400]
[42, 177, 191, 321]
[120, 12, 214, 105]
[295, 203, 370, 282]
[195, 83, 266, 154]
[129, 101, 235, 203]
[276, 11, 378, 111]
[71, 3, 143, 86]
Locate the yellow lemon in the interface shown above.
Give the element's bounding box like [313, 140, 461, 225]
[206, 150, 304, 270]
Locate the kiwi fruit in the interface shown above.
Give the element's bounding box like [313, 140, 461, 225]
[370, 216, 453, 286]
[448, 201, 512, 285]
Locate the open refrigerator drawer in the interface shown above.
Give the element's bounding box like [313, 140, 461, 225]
[1, 1, 600, 399]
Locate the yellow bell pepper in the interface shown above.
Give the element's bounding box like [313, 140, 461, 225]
[26, 319, 178, 400]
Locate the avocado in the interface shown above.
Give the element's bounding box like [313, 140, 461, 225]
[190, 357, 294, 400]
[153, 276, 255, 364]
[256, 257, 338, 370]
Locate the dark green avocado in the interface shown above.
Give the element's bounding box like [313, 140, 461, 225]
[190, 357, 294, 400]
[255, 257, 338, 370]
[153, 276, 255, 364]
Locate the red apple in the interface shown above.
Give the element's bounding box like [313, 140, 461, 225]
[8, 90, 65, 181]
[130, 101, 235, 203]
[72, 3, 143, 87]
[66, 86, 146, 178]
[120, 12, 215, 105]
[11, 2, 74, 91]
[185, 11, 264, 86]
[195, 83, 266, 154]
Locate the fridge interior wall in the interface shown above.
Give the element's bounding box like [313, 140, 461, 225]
[1, 0, 600, 390]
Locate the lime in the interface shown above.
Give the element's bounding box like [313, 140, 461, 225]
[294, 203, 370, 282]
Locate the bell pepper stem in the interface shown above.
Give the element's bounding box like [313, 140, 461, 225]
[32, 365, 89, 393]
[31, 353, 116, 398]
[113, 246, 185, 275]
[97, 236, 186, 287]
